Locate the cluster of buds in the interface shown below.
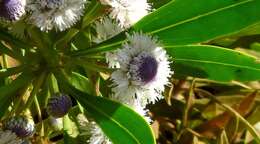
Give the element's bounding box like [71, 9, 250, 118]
[47, 93, 72, 118]
[3, 116, 34, 138]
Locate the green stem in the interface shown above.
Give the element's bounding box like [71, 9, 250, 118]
[70, 32, 126, 57]
[11, 85, 31, 115]
[2, 54, 8, 68]
[71, 40, 124, 57]
[74, 58, 114, 73]
[55, 28, 79, 50]
[2, 54, 12, 84]
[34, 93, 45, 137]
[23, 71, 47, 111]
[48, 73, 60, 95]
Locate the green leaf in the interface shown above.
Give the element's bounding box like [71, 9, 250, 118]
[148, 0, 172, 9]
[134, 0, 260, 45]
[69, 72, 92, 94]
[167, 45, 260, 82]
[54, 70, 156, 144]
[0, 72, 34, 118]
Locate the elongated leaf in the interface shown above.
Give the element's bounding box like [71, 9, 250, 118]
[167, 45, 260, 82]
[0, 42, 24, 60]
[69, 72, 92, 94]
[0, 72, 34, 118]
[0, 66, 25, 78]
[71, 0, 260, 57]
[55, 70, 156, 144]
[134, 0, 260, 45]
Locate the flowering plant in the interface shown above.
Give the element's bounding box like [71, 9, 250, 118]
[0, 0, 260, 143]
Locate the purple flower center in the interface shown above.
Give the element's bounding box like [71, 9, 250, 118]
[4, 116, 35, 138]
[0, 0, 25, 21]
[130, 54, 158, 84]
[138, 56, 158, 83]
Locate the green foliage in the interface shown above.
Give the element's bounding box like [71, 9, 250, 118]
[167, 45, 260, 82]
[134, 0, 260, 45]
[55, 70, 156, 144]
[0, 0, 260, 143]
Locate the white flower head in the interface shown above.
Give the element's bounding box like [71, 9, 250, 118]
[111, 33, 173, 107]
[0, 129, 22, 144]
[27, 0, 87, 32]
[101, 0, 150, 28]
[93, 17, 122, 68]
[86, 122, 112, 144]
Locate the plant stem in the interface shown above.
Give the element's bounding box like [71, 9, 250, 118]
[48, 73, 60, 95]
[75, 58, 113, 73]
[182, 79, 195, 128]
[24, 71, 47, 111]
[2, 54, 11, 84]
[34, 93, 45, 137]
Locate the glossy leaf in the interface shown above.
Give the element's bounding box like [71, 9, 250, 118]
[167, 45, 260, 82]
[71, 0, 260, 57]
[69, 72, 92, 94]
[55, 70, 156, 144]
[134, 0, 260, 46]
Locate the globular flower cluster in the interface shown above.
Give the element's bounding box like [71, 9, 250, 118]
[0, 0, 87, 31]
[47, 93, 72, 118]
[3, 116, 35, 138]
[111, 33, 173, 107]
[26, 0, 87, 31]
[87, 13, 172, 144]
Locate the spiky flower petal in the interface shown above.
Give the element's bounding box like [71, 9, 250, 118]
[27, 0, 87, 31]
[47, 93, 72, 118]
[100, 0, 150, 27]
[111, 33, 173, 107]
[4, 116, 35, 138]
[0, 0, 26, 21]
[93, 17, 123, 43]
[93, 17, 122, 68]
[86, 122, 112, 144]
[0, 128, 22, 144]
